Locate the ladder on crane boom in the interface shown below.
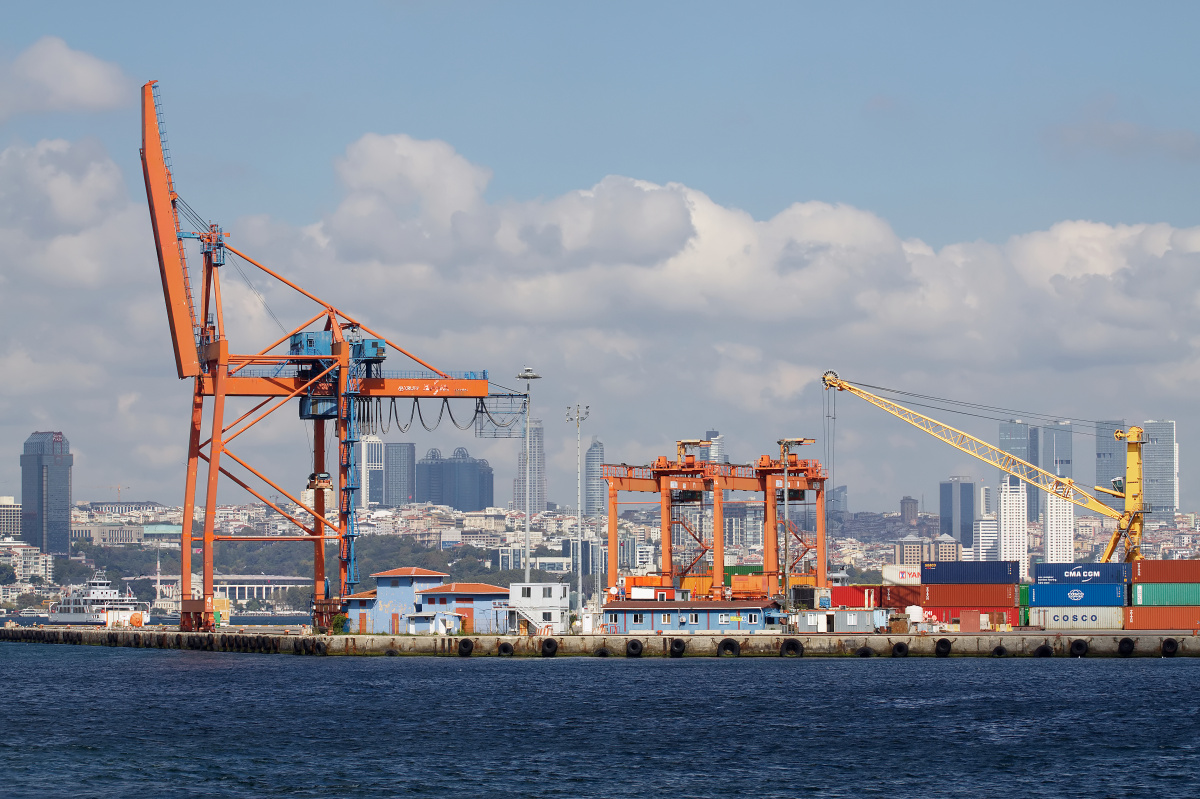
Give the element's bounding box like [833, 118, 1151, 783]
[821, 371, 1145, 563]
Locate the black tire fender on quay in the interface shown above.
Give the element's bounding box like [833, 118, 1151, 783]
[314, 640, 327, 656]
[891, 641, 909, 658]
[1069, 639, 1089, 658]
[781, 638, 804, 658]
[856, 646, 874, 658]
[540, 638, 559, 657]
[458, 638, 474, 657]
[992, 645, 1008, 658]
[1034, 644, 1054, 658]
[1118, 637, 1136, 657]
[718, 638, 741, 658]
[1162, 637, 1179, 657]
[935, 638, 952, 658]
[497, 641, 515, 657]
[292, 638, 303, 655]
[670, 638, 687, 658]
[594, 646, 611, 657]
[625, 638, 644, 658]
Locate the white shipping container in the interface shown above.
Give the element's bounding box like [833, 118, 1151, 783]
[1028, 606, 1124, 630]
[629, 587, 656, 600]
[883, 565, 922, 585]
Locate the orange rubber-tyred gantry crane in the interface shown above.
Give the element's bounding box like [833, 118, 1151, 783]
[602, 440, 829, 599]
[140, 81, 494, 632]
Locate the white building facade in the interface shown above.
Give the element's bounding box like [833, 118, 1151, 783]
[998, 477, 1029, 580]
[1043, 494, 1075, 563]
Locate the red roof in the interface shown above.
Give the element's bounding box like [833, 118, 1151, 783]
[344, 589, 377, 600]
[417, 582, 508, 595]
[370, 567, 449, 578]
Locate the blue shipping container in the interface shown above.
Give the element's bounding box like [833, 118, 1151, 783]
[921, 561, 1019, 585]
[1032, 562, 1132, 585]
[1028, 583, 1128, 607]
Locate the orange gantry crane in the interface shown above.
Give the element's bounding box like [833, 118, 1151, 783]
[140, 81, 497, 631]
[602, 439, 829, 599]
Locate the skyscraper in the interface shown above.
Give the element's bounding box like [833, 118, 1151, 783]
[900, 496, 918, 525]
[971, 513, 1000, 562]
[416, 447, 494, 511]
[0, 497, 21, 538]
[383, 442, 416, 507]
[1094, 420, 1126, 513]
[512, 419, 546, 515]
[998, 475, 1029, 579]
[1044, 494, 1074, 563]
[1143, 420, 1179, 524]
[701, 430, 728, 464]
[1042, 421, 1073, 480]
[999, 420, 1040, 523]
[584, 437, 605, 516]
[359, 435, 384, 509]
[20, 431, 73, 554]
[939, 476, 975, 548]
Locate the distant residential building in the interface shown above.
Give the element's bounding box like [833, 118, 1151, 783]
[383, 442, 416, 507]
[508, 582, 570, 634]
[999, 420, 1040, 523]
[1044, 494, 1074, 563]
[1143, 420, 1179, 524]
[0, 537, 54, 583]
[900, 496, 918, 525]
[1095, 420, 1126, 513]
[998, 476, 1029, 580]
[416, 447, 494, 512]
[939, 476, 975, 549]
[930, 533, 962, 562]
[359, 435, 385, 508]
[20, 431, 73, 554]
[584, 438, 605, 516]
[978, 485, 993, 517]
[700, 430, 728, 464]
[894, 534, 924, 566]
[0, 497, 20, 538]
[512, 418, 546, 516]
[70, 524, 144, 546]
[972, 513, 1000, 561]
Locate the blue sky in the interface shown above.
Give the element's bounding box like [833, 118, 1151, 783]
[1, 3, 1199, 515]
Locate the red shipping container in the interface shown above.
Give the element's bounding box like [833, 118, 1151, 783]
[921, 606, 1020, 626]
[921, 583, 1016, 607]
[1131, 560, 1200, 583]
[878, 584, 920, 608]
[831, 585, 881, 608]
[1123, 606, 1200, 630]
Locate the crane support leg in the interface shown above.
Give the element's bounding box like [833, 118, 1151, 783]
[764, 482, 778, 592]
[712, 482, 724, 599]
[659, 478, 673, 579]
[178, 384, 204, 623]
[815, 484, 828, 589]
[197, 351, 227, 632]
[313, 419, 327, 604]
[607, 483, 619, 595]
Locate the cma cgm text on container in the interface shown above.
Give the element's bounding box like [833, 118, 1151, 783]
[1031, 563, 1132, 584]
[921, 562, 1019, 584]
[1028, 583, 1127, 607]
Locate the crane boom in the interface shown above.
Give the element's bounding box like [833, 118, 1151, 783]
[821, 371, 1144, 563]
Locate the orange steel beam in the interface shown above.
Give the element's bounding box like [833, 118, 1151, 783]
[197, 452, 316, 536]
[195, 375, 489, 398]
[179, 385, 204, 607]
[220, 361, 340, 448]
[313, 418, 327, 603]
[815, 483, 827, 588]
[711, 479, 724, 599]
[221, 448, 324, 525]
[140, 82, 200, 379]
[607, 483, 618, 595]
[659, 478, 672, 579]
[197, 338, 228, 631]
[204, 536, 340, 542]
[764, 479, 778, 586]
[227, 309, 329, 376]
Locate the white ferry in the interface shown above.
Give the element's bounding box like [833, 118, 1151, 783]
[49, 573, 151, 627]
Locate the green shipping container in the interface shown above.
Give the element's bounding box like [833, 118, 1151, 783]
[723, 565, 763, 586]
[1019, 607, 1029, 626]
[1132, 583, 1200, 606]
[1018, 584, 1030, 607]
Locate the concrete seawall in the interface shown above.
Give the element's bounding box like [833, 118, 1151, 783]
[2, 626, 1198, 658]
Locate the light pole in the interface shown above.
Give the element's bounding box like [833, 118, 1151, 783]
[778, 437, 814, 618]
[517, 366, 541, 582]
[566, 404, 590, 612]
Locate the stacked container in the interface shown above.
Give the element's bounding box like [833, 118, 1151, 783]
[918, 561, 1019, 631]
[1027, 562, 1129, 629]
[1126, 560, 1200, 630]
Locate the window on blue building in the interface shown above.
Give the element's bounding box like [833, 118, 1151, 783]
[718, 613, 730, 624]
[689, 613, 698, 624]
[607, 613, 617, 623]
[661, 613, 670, 624]
[633, 613, 645, 624]
[748, 613, 760, 624]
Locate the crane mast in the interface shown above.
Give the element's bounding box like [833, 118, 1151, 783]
[820, 371, 1144, 563]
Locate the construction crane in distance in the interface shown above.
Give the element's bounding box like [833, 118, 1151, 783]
[821, 371, 1145, 563]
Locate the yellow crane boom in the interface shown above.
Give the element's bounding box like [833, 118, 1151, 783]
[821, 371, 1144, 563]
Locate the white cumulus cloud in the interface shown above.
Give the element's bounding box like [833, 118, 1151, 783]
[0, 37, 131, 121]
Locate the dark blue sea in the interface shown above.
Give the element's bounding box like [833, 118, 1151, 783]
[2, 643, 1198, 797]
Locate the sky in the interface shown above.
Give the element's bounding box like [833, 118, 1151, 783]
[1, 2, 1198, 515]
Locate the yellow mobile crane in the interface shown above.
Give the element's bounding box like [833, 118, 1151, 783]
[821, 371, 1145, 562]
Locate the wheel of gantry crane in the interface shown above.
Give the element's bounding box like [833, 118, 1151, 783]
[934, 638, 953, 658]
[625, 639, 644, 658]
[1069, 639, 1089, 658]
[717, 638, 741, 658]
[458, 638, 474, 657]
[1162, 638, 1179, 657]
[670, 638, 687, 658]
[540, 638, 558, 658]
[1118, 637, 1136, 657]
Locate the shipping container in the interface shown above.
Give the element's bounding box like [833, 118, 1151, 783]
[882, 565, 922, 585]
[723, 565, 763, 586]
[1123, 606, 1200, 630]
[1019, 606, 1029, 626]
[1032, 562, 1132, 584]
[1131, 560, 1200, 583]
[831, 585, 880, 608]
[794, 608, 886, 633]
[1028, 583, 1127, 607]
[878, 584, 920, 609]
[921, 561, 1019, 584]
[1132, 583, 1200, 606]
[921, 584, 1016, 607]
[1018, 584, 1030, 607]
[1027, 607, 1124, 630]
[920, 606, 1020, 627]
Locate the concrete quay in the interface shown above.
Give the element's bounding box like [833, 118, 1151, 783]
[2, 626, 1199, 658]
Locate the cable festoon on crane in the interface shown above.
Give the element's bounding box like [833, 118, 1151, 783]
[820, 371, 1145, 563]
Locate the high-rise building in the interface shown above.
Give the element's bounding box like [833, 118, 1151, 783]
[999, 420, 1040, 523]
[939, 476, 975, 548]
[20, 431, 73, 554]
[972, 513, 1000, 562]
[1044, 494, 1074, 563]
[900, 496, 918, 525]
[828, 486, 848, 515]
[584, 438, 605, 516]
[701, 430, 728, 464]
[978, 485, 993, 517]
[383, 442, 416, 507]
[416, 447, 494, 512]
[1143, 420, 1179, 524]
[0, 497, 21, 538]
[1042, 421, 1073, 479]
[998, 475, 1029, 579]
[357, 435, 384, 509]
[512, 418, 546, 516]
[1094, 420, 1126, 513]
